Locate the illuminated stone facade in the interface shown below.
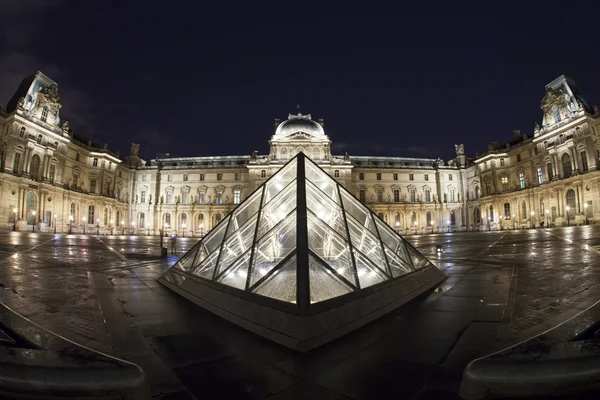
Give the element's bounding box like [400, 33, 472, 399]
[1, 72, 599, 234]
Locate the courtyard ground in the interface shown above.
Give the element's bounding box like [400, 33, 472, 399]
[1, 226, 600, 399]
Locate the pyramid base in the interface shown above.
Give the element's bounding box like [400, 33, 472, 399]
[158, 265, 446, 352]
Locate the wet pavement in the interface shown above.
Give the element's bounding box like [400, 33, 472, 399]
[1, 226, 600, 399]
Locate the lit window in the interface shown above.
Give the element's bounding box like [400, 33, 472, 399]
[217, 173, 223, 181]
[41, 106, 48, 122]
[409, 173, 414, 181]
[183, 174, 188, 181]
[518, 172, 525, 189]
[334, 170, 340, 178]
[501, 176, 508, 191]
[537, 167, 543, 184]
[234, 189, 241, 204]
[139, 212, 145, 229]
[504, 203, 511, 219]
[216, 191, 223, 204]
[88, 205, 95, 224]
[393, 189, 400, 202]
[376, 173, 382, 181]
[393, 173, 398, 181]
[426, 211, 432, 227]
[359, 172, 364, 180]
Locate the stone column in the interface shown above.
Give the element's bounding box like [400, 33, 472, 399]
[17, 187, 22, 219]
[570, 147, 579, 174]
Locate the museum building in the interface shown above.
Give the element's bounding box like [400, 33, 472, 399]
[0, 72, 598, 235]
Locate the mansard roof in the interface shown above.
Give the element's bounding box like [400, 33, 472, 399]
[349, 155, 439, 169]
[5, 71, 57, 114]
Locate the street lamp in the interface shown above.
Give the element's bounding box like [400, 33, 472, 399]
[31, 211, 36, 232]
[54, 214, 57, 234]
[82, 217, 87, 234]
[96, 218, 100, 235]
[545, 209, 549, 228]
[530, 211, 535, 229]
[68, 215, 73, 234]
[584, 203, 589, 225]
[12, 207, 18, 231]
[395, 221, 400, 234]
[182, 223, 187, 238]
[566, 206, 571, 227]
[447, 219, 451, 233]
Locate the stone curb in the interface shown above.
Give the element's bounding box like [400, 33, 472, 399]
[459, 292, 600, 399]
[0, 302, 150, 399]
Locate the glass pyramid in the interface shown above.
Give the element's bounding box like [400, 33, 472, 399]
[167, 152, 435, 306]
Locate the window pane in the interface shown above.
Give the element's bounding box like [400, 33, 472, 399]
[215, 215, 258, 276]
[309, 253, 353, 303]
[306, 180, 347, 238]
[256, 181, 297, 239]
[264, 158, 297, 203]
[252, 254, 297, 303]
[226, 189, 262, 239]
[305, 159, 339, 201]
[340, 190, 378, 236]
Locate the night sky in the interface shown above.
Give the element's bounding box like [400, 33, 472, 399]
[0, 0, 599, 161]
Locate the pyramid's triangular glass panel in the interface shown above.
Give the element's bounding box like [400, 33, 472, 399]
[305, 158, 340, 202]
[339, 190, 378, 237]
[307, 211, 357, 288]
[406, 244, 433, 269]
[263, 158, 297, 203]
[252, 253, 297, 303]
[384, 247, 415, 278]
[225, 189, 263, 239]
[189, 216, 230, 278]
[173, 246, 198, 272]
[256, 180, 297, 239]
[215, 214, 258, 277]
[305, 180, 347, 240]
[309, 253, 353, 303]
[249, 211, 297, 288]
[353, 248, 387, 288]
[373, 217, 413, 270]
[345, 213, 389, 277]
[216, 250, 252, 290]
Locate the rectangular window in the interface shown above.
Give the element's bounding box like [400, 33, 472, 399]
[140, 190, 146, 203]
[216, 191, 223, 204]
[167, 175, 172, 182]
[166, 192, 173, 204]
[198, 192, 205, 204]
[581, 151, 589, 172]
[49, 165, 55, 182]
[409, 174, 414, 181]
[501, 176, 508, 191]
[410, 190, 416, 202]
[12, 153, 21, 173]
[425, 189, 431, 202]
[88, 207, 94, 225]
[182, 191, 188, 204]
[449, 190, 455, 202]
[200, 173, 205, 181]
[393, 189, 400, 202]
[393, 173, 398, 181]
[76, 153, 80, 162]
[424, 174, 429, 181]
[537, 167, 543, 184]
[547, 163, 553, 180]
[500, 158, 505, 166]
[90, 178, 97, 193]
[359, 172, 364, 180]
[519, 172, 525, 189]
[448, 174, 453, 181]
[517, 154, 521, 162]
[534, 146, 539, 155]
[376, 173, 382, 181]
[234, 189, 241, 204]
[376, 189, 383, 202]
[235, 172, 240, 181]
[183, 174, 188, 181]
[217, 173, 223, 181]
[359, 189, 366, 202]
[72, 174, 78, 188]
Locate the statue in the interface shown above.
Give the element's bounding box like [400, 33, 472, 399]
[17, 97, 25, 109]
[454, 144, 465, 156]
[534, 122, 540, 131]
[42, 84, 60, 103]
[344, 152, 350, 161]
[130, 143, 140, 156]
[135, 195, 138, 203]
[160, 195, 164, 204]
[149, 195, 152, 204]
[250, 151, 257, 160]
[61, 120, 70, 134]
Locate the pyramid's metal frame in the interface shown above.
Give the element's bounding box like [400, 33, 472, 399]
[159, 153, 446, 351]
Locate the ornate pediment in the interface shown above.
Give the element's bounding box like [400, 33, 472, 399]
[541, 88, 567, 108]
[288, 132, 312, 140]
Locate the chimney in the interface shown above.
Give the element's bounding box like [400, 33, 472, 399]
[318, 118, 324, 127]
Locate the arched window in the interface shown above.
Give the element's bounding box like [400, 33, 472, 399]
[139, 212, 145, 229]
[426, 211, 432, 227]
[504, 202, 511, 219]
[19, 127, 26, 138]
[180, 213, 188, 230]
[26, 192, 36, 224]
[215, 213, 222, 226]
[41, 106, 48, 122]
[553, 106, 561, 124]
[70, 202, 77, 219]
[377, 212, 386, 222]
[116, 210, 121, 226]
[411, 212, 417, 226]
[198, 214, 204, 233]
[566, 189, 576, 208]
[562, 153, 572, 178]
[164, 213, 171, 227]
[37, 134, 42, 144]
[450, 210, 456, 225]
[30, 154, 41, 181]
[103, 208, 109, 226]
[474, 207, 481, 224]
[475, 186, 480, 198]
[93, 158, 98, 167]
[260, 170, 266, 178]
[489, 205, 494, 222]
[334, 170, 340, 178]
[88, 205, 95, 224]
[521, 201, 527, 220]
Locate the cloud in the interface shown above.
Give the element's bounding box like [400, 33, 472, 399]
[0, 0, 65, 47]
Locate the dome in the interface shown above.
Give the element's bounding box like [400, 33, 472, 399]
[274, 113, 325, 138]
